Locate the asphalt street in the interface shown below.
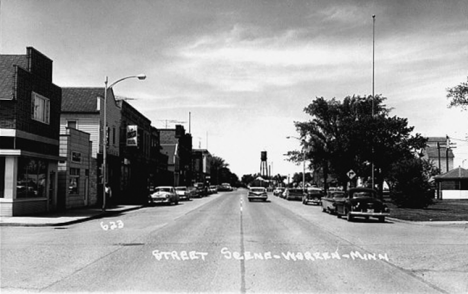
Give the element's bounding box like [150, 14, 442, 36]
[1, 188, 467, 293]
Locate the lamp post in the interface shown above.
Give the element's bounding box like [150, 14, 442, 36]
[102, 74, 146, 211]
[286, 136, 306, 193]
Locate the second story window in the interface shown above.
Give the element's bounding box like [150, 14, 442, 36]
[31, 92, 50, 124]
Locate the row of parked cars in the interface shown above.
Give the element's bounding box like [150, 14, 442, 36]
[273, 186, 390, 222]
[148, 183, 234, 205]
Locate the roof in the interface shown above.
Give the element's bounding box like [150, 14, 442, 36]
[434, 167, 468, 180]
[0, 54, 28, 100]
[61, 87, 104, 113]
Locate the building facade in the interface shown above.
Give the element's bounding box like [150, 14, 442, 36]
[0, 47, 62, 216]
[117, 99, 152, 204]
[58, 127, 93, 209]
[423, 137, 455, 173]
[160, 125, 192, 186]
[61, 87, 122, 206]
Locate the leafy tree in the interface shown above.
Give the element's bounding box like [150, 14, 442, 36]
[387, 157, 436, 208]
[446, 77, 468, 110]
[291, 95, 427, 199]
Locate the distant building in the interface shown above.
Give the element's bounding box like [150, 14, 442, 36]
[0, 47, 62, 216]
[192, 149, 212, 184]
[160, 125, 192, 186]
[434, 167, 468, 199]
[422, 137, 454, 173]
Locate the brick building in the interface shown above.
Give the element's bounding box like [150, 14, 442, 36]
[0, 47, 62, 216]
[160, 125, 193, 186]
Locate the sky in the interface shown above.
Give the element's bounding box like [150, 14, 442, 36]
[1, 0, 467, 178]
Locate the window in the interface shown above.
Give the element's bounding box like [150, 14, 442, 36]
[71, 151, 82, 163]
[67, 120, 77, 129]
[31, 92, 50, 124]
[16, 157, 47, 198]
[69, 168, 80, 194]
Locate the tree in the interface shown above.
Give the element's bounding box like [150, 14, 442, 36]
[446, 77, 468, 110]
[291, 95, 427, 199]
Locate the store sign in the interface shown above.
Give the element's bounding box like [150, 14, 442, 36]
[126, 125, 138, 147]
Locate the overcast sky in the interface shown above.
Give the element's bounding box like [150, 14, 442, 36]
[1, 0, 467, 177]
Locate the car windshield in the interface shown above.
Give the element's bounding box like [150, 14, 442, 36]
[155, 187, 172, 193]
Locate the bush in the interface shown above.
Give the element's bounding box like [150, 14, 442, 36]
[388, 158, 435, 208]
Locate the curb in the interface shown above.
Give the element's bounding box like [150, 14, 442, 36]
[387, 217, 468, 226]
[0, 206, 143, 227]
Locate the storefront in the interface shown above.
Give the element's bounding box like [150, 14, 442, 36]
[0, 153, 59, 216]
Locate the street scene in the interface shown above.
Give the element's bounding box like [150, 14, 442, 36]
[1, 1, 468, 293]
[2, 190, 467, 293]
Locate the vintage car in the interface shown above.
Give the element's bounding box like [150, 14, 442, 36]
[218, 183, 233, 191]
[174, 186, 191, 201]
[187, 186, 201, 198]
[334, 187, 390, 222]
[248, 187, 268, 202]
[273, 187, 285, 197]
[302, 187, 324, 205]
[149, 186, 179, 205]
[321, 190, 346, 214]
[283, 188, 305, 201]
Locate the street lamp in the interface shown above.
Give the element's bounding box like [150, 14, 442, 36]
[102, 74, 146, 211]
[286, 136, 306, 193]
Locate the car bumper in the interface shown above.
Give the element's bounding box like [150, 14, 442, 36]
[248, 195, 268, 200]
[349, 211, 390, 217]
[151, 198, 171, 203]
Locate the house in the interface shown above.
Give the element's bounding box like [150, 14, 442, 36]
[61, 87, 122, 206]
[0, 47, 62, 216]
[434, 167, 468, 199]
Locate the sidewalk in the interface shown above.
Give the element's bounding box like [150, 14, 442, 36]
[0, 205, 143, 227]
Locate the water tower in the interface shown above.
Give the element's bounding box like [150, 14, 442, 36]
[260, 151, 268, 177]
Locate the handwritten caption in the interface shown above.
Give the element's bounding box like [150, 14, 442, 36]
[152, 247, 389, 262]
[100, 220, 124, 231]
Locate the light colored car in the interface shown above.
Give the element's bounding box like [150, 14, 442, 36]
[248, 187, 268, 202]
[175, 186, 191, 201]
[273, 187, 285, 197]
[150, 186, 179, 205]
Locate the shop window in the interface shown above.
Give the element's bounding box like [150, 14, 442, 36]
[31, 92, 50, 124]
[16, 157, 47, 198]
[69, 168, 80, 194]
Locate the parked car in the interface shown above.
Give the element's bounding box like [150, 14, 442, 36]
[187, 186, 201, 198]
[248, 187, 268, 202]
[273, 187, 285, 197]
[321, 191, 346, 214]
[149, 186, 179, 205]
[175, 186, 191, 201]
[283, 188, 305, 201]
[209, 185, 218, 194]
[302, 187, 324, 205]
[334, 187, 390, 222]
[194, 182, 208, 197]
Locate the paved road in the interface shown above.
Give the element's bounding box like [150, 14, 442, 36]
[1, 189, 467, 293]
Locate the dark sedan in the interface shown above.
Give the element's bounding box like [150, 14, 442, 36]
[321, 190, 346, 214]
[334, 187, 390, 222]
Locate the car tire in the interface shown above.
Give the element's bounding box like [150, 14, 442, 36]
[322, 207, 326, 212]
[346, 210, 353, 222]
[378, 216, 385, 222]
